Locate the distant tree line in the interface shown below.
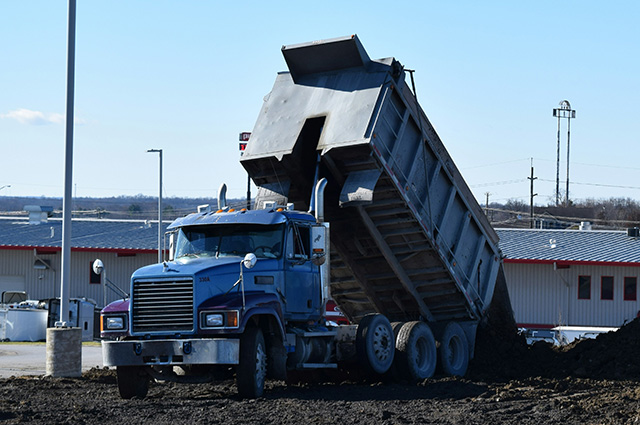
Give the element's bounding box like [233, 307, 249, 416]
[488, 197, 640, 229]
[1, 195, 638, 229]
[0, 195, 248, 221]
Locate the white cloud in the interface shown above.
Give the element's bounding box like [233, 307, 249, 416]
[48, 113, 65, 124]
[0, 108, 84, 125]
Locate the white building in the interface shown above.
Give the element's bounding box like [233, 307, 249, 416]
[497, 228, 640, 329]
[0, 212, 167, 308]
[3, 210, 638, 329]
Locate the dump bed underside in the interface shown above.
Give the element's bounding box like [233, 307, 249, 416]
[241, 36, 502, 324]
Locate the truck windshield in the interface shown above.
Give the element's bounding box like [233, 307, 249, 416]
[174, 223, 284, 259]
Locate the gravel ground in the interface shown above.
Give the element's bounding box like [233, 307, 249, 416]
[1, 320, 640, 425]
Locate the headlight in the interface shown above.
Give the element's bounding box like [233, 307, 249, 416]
[105, 316, 124, 330]
[205, 313, 224, 327]
[201, 311, 239, 328]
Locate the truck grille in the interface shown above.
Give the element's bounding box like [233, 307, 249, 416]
[132, 278, 194, 333]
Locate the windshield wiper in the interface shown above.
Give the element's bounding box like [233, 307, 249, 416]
[178, 251, 204, 259]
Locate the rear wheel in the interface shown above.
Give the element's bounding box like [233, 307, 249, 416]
[356, 314, 394, 374]
[390, 321, 405, 338]
[237, 327, 268, 398]
[395, 321, 437, 381]
[439, 322, 469, 376]
[116, 366, 149, 399]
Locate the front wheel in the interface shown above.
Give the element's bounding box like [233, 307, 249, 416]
[237, 326, 268, 398]
[116, 366, 150, 399]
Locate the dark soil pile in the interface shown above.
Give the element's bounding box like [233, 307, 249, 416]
[2, 368, 640, 424]
[2, 321, 640, 424]
[470, 317, 640, 381]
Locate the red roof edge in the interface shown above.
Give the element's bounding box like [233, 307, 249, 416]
[504, 258, 640, 268]
[0, 245, 163, 255]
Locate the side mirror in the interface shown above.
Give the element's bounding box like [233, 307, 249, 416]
[93, 259, 104, 275]
[243, 253, 257, 269]
[311, 252, 326, 266]
[168, 232, 175, 261]
[311, 225, 327, 266]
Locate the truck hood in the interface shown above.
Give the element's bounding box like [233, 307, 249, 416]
[132, 256, 245, 278]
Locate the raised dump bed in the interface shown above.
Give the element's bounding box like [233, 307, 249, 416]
[241, 35, 504, 327]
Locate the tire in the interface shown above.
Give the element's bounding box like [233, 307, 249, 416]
[395, 321, 437, 382]
[237, 327, 268, 398]
[439, 322, 469, 377]
[384, 322, 405, 380]
[390, 321, 404, 338]
[356, 314, 394, 375]
[116, 366, 150, 399]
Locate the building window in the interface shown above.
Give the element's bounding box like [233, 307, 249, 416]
[578, 275, 591, 300]
[624, 277, 637, 301]
[601, 276, 614, 300]
[90, 262, 101, 284]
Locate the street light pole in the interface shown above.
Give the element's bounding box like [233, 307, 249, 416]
[147, 149, 163, 263]
[59, 0, 77, 328]
[46, 0, 82, 379]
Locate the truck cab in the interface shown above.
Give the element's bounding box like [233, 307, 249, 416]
[101, 202, 337, 399]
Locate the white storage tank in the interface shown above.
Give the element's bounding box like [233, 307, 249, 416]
[0, 307, 48, 342]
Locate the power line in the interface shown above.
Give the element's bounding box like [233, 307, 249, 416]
[538, 178, 640, 191]
[535, 158, 640, 171]
[484, 206, 639, 228]
[470, 178, 528, 188]
[462, 158, 531, 170]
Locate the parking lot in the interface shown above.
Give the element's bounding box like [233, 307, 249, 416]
[0, 342, 103, 378]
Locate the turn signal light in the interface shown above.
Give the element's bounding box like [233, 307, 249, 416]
[226, 311, 238, 328]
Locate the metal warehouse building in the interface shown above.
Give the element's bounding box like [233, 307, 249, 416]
[498, 228, 640, 329]
[2, 208, 639, 330]
[0, 212, 167, 308]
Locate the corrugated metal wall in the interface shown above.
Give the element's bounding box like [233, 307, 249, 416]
[0, 249, 156, 308]
[504, 262, 640, 327]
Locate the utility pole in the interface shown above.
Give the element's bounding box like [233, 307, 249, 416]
[553, 100, 576, 207]
[484, 192, 490, 217]
[555, 110, 561, 206]
[528, 159, 537, 229]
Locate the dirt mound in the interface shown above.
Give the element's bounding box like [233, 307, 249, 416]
[558, 318, 640, 380]
[3, 322, 640, 424]
[470, 317, 640, 382]
[81, 367, 117, 383]
[4, 310, 640, 423]
[3, 370, 640, 424]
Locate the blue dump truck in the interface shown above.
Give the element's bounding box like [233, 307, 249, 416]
[101, 35, 513, 399]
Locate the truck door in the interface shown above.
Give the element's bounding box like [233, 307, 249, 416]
[284, 222, 321, 318]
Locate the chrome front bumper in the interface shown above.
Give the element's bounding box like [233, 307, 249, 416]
[102, 338, 240, 367]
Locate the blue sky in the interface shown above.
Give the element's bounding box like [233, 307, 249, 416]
[1, 1, 639, 206]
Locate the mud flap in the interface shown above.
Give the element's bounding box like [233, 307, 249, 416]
[482, 264, 517, 337]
